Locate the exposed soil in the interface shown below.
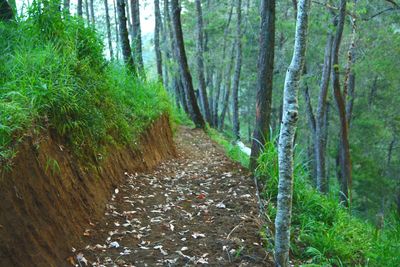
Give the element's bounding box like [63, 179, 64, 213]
[0, 115, 176, 267]
[73, 127, 274, 266]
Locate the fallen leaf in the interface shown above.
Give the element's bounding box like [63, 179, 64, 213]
[196, 193, 206, 200]
[109, 241, 120, 248]
[191, 232, 205, 239]
[76, 253, 88, 265]
[216, 202, 226, 209]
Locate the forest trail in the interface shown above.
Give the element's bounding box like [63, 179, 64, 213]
[73, 126, 273, 266]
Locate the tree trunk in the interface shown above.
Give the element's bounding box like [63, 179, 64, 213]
[63, 0, 70, 12]
[331, 0, 352, 206]
[104, 0, 114, 59]
[85, 0, 90, 24]
[117, 0, 136, 73]
[170, 0, 205, 129]
[154, 0, 163, 82]
[232, 0, 242, 140]
[249, 0, 275, 171]
[130, 0, 144, 72]
[77, 0, 83, 17]
[195, 0, 212, 125]
[213, 3, 234, 127]
[302, 77, 317, 181]
[89, 0, 95, 25]
[165, 0, 185, 110]
[345, 15, 356, 126]
[162, 0, 171, 89]
[315, 33, 333, 193]
[125, 0, 132, 38]
[0, 0, 13, 21]
[219, 43, 235, 131]
[275, 0, 310, 266]
[113, 0, 120, 60]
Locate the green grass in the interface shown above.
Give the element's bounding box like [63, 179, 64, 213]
[204, 129, 400, 266]
[0, 5, 170, 167]
[207, 128, 250, 167]
[256, 141, 400, 266]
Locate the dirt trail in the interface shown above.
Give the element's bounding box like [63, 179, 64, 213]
[73, 127, 273, 266]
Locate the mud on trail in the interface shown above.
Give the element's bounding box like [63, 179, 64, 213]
[74, 127, 273, 266]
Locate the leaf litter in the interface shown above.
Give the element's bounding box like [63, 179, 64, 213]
[71, 127, 272, 266]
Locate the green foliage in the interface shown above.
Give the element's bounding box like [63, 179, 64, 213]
[0, 6, 170, 166]
[207, 128, 249, 168]
[256, 144, 400, 266]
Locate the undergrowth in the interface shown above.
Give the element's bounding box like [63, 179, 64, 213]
[207, 128, 249, 167]
[0, 4, 170, 166]
[206, 130, 399, 266]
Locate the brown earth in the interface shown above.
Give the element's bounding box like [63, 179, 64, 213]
[0, 115, 176, 267]
[73, 127, 274, 266]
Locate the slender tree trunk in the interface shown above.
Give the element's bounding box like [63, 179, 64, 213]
[195, 0, 212, 125]
[315, 33, 333, 193]
[125, 0, 132, 37]
[232, 0, 243, 140]
[219, 43, 235, 131]
[302, 76, 317, 180]
[85, 0, 90, 24]
[213, 3, 234, 127]
[89, 0, 95, 25]
[113, 0, 120, 59]
[249, 0, 276, 171]
[130, 0, 144, 72]
[104, 0, 114, 59]
[77, 0, 83, 17]
[170, 0, 205, 128]
[165, 0, 185, 110]
[154, 0, 163, 82]
[345, 15, 356, 126]
[117, 0, 136, 73]
[331, 0, 352, 206]
[275, 0, 310, 266]
[63, 0, 70, 12]
[0, 0, 13, 21]
[162, 0, 171, 89]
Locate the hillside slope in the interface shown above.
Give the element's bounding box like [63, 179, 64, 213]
[0, 115, 176, 267]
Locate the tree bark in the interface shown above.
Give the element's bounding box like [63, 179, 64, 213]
[249, 0, 276, 171]
[232, 0, 242, 140]
[213, 3, 234, 127]
[113, 0, 120, 60]
[63, 0, 70, 13]
[117, 0, 136, 73]
[0, 0, 13, 21]
[90, 0, 95, 25]
[219, 43, 235, 131]
[77, 0, 83, 17]
[154, 0, 163, 82]
[275, 0, 310, 266]
[130, 0, 144, 72]
[104, 0, 114, 59]
[170, 0, 205, 128]
[315, 33, 333, 193]
[344, 15, 356, 126]
[162, 0, 171, 89]
[85, 0, 90, 24]
[331, 0, 352, 206]
[195, 0, 212, 125]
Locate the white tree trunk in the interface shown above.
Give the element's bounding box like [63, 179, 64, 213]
[274, 0, 311, 266]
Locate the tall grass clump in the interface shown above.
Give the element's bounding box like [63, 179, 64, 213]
[0, 2, 170, 166]
[256, 140, 400, 266]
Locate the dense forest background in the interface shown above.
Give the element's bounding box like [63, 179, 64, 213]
[1, 0, 400, 265]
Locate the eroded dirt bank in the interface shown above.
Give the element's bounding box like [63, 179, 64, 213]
[73, 127, 274, 266]
[0, 115, 176, 267]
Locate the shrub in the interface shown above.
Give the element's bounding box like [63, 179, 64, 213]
[0, 5, 170, 166]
